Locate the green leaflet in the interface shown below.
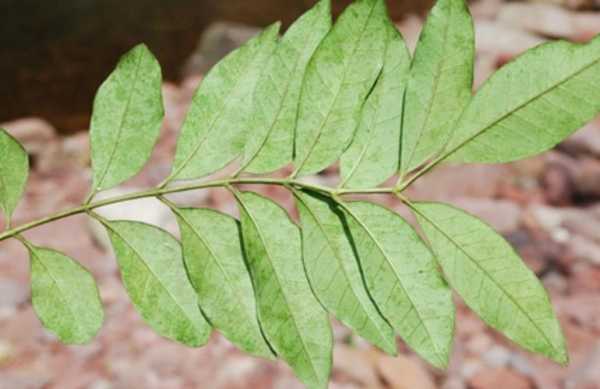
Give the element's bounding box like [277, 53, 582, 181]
[174, 207, 274, 359]
[342, 201, 455, 368]
[241, 0, 332, 174]
[401, 0, 474, 174]
[294, 0, 388, 176]
[294, 190, 396, 355]
[0, 129, 28, 222]
[447, 35, 600, 164]
[27, 244, 104, 344]
[236, 191, 332, 389]
[340, 22, 410, 188]
[413, 203, 568, 364]
[104, 220, 211, 347]
[90, 44, 164, 191]
[171, 24, 280, 181]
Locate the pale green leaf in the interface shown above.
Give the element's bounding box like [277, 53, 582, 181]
[0, 128, 28, 221]
[175, 207, 274, 358]
[27, 245, 104, 344]
[104, 220, 211, 346]
[294, 0, 389, 176]
[413, 202, 568, 364]
[446, 35, 600, 164]
[342, 201, 455, 368]
[340, 22, 410, 188]
[401, 0, 474, 174]
[236, 191, 332, 389]
[90, 44, 164, 191]
[294, 190, 396, 355]
[171, 24, 280, 180]
[241, 0, 332, 174]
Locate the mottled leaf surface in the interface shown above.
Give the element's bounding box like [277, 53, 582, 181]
[343, 202, 455, 368]
[294, 190, 396, 354]
[241, 0, 332, 174]
[0, 128, 28, 221]
[414, 202, 568, 364]
[28, 245, 104, 344]
[90, 44, 164, 191]
[401, 0, 474, 174]
[175, 208, 273, 358]
[105, 220, 211, 346]
[447, 36, 600, 164]
[171, 24, 280, 180]
[294, 0, 388, 176]
[237, 192, 332, 389]
[340, 23, 410, 188]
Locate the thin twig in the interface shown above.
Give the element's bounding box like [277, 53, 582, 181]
[0, 177, 397, 243]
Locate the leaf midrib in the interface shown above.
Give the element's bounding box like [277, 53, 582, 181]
[294, 192, 393, 349]
[236, 195, 321, 384]
[341, 202, 445, 366]
[413, 206, 560, 356]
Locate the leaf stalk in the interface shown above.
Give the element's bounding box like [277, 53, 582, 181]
[0, 177, 397, 243]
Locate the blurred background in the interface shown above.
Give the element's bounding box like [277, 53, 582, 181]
[2, 0, 600, 388]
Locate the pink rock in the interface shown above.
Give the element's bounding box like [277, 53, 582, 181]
[497, 3, 576, 38]
[376, 354, 436, 389]
[470, 368, 533, 389]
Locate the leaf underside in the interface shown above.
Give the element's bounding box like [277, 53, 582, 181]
[343, 201, 455, 368]
[293, 0, 389, 176]
[401, 0, 474, 174]
[446, 35, 600, 163]
[171, 24, 280, 180]
[29, 245, 104, 344]
[175, 207, 274, 359]
[340, 22, 411, 189]
[237, 191, 333, 389]
[295, 190, 397, 355]
[241, 0, 332, 174]
[105, 220, 211, 347]
[414, 203, 568, 364]
[0, 128, 29, 221]
[90, 44, 164, 191]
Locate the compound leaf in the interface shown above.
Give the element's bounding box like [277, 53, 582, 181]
[175, 207, 274, 359]
[343, 201, 455, 368]
[447, 36, 600, 164]
[236, 191, 332, 389]
[27, 245, 104, 344]
[340, 22, 410, 188]
[104, 220, 211, 346]
[294, 190, 396, 355]
[90, 44, 164, 191]
[0, 128, 28, 221]
[401, 0, 474, 174]
[294, 0, 389, 176]
[241, 0, 332, 174]
[413, 202, 568, 364]
[171, 24, 280, 181]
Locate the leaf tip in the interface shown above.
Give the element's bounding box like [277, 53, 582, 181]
[550, 345, 570, 367]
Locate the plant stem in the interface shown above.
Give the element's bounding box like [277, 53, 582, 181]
[0, 177, 395, 243]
